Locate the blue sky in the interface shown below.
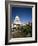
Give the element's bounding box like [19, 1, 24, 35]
[11, 7, 32, 24]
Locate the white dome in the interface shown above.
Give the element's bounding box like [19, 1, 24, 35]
[16, 16, 19, 19]
[14, 16, 21, 24]
[15, 16, 20, 20]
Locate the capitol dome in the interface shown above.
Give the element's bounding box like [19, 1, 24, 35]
[14, 16, 21, 24]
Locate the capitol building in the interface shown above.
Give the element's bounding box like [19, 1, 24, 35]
[11, 16, 22, 32]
